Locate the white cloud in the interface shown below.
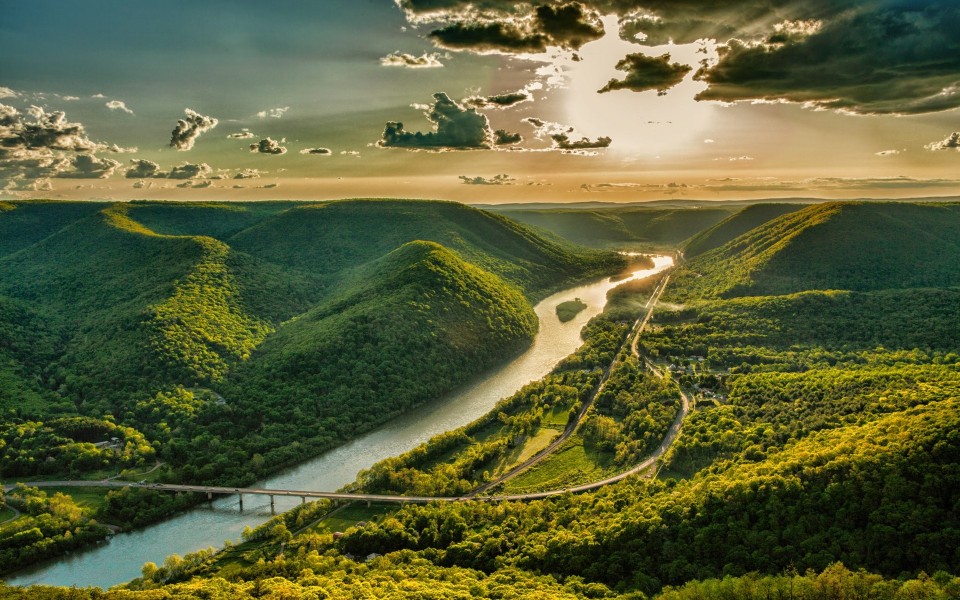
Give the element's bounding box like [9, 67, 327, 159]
[169, 108, 218, 151]
[926, 132, 960, 151]
[257, 106, 290, 119]
[227, 129, 256, 139]
[105, 100, 134, 115]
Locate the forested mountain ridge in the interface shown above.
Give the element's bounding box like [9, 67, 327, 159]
[5, 199, 960, 597]
[669, 201, 960, 300]
[132, 199, 617, 300]
[0, 199, 621, 491]
[490, 205, 738, 250]
[682, 203, 802, 258]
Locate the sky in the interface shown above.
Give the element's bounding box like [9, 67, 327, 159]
[2, 0, 960, 203]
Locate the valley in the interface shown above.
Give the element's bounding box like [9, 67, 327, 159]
[1, 199, 959, 598]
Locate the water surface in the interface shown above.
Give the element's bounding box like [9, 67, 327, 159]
[7, 256, 672, 588]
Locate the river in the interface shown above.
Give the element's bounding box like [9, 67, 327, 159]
[7, 255, 673, 589]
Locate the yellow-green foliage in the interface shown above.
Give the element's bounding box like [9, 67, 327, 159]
[657, 563, 960, 600]
[682, 203, 803, 258]
[671, 202, 960, 299]
[0, 485, 109, 575]
[148, 237, 272, 382]
[0, 416, 154, 477]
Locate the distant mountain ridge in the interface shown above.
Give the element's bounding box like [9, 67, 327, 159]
[670, 202, 960, 299]
[682, 203, 802, 258]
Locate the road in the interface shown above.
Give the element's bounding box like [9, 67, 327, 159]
[0, 503, 20, 524]
[470, 272, 675, 495]
[3, 270, 692, 507]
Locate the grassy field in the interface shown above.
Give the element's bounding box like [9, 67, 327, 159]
[487, 427, 560, 479]
[500, 436, 616, 494]
[0, 505, 17, 523]
[305, 502, 397, 535]
[41, 487, 110, 513]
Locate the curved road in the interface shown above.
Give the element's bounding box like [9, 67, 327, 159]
[1, 503, 21, 524]
[4, 271, 691, 506]
[471, 272, 673, 495]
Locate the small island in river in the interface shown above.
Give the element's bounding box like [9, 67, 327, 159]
[556, 298, 587, 322]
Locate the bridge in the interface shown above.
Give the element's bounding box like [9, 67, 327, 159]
[5, 270, 690, 512]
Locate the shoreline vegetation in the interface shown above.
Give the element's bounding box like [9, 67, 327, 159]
[555, 298, 588, 322]
[0, 199, 628, 575]
[2, 199, 959, 597]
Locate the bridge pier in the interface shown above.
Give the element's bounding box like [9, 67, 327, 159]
[367, 500, 371, 508]
[301, 496, 306, 504]
[270, 495, 275, 514]
[238, 494, 243, 511]
[207, 492, 213, 502]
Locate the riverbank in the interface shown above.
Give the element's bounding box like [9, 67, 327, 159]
[6, 257, 673, 589]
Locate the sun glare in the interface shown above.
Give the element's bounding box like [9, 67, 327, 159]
[557, 15, 719, 156]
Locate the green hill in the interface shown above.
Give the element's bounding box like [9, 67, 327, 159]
[670, 202, 960, 299]
[0, 199, 620, 486]
[0, 205, 234, 415]
[125, 201, 292, 240]
[0, 200, 105, 258]
[682, 203, 802, 257]
[191, 241, 538, 483]
[491, 206, 736, 249]
[228, 199, 619, 299]
[4, 199, 960, 598]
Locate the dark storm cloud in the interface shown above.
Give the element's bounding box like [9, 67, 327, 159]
[126, 159, 214, 180]
[379, 92, 492, 150]
[169, 109, 218, 150]
[234, 168, 262, 179]
[926, 132, 960, 151]
[494, 129, 523, 145]
[428, 2, 602, 54]
[534, 3, 604, 48]
[429, 21, 547, 53]
[250, 138, 287, 155]
[380, 51, 444, 68]
[399, 0, 960, 115]
[300, 147, 332, 155]
[692, 1, 960, 114]
[464, 90, 532, 109]
[598, 53, 691, 94]
[459, 173, 515, 185]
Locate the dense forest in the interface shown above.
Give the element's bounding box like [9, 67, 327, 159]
[490, 204, 741, 250]
[0, 199, 623, 568]
[2, 199, 960, 598]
